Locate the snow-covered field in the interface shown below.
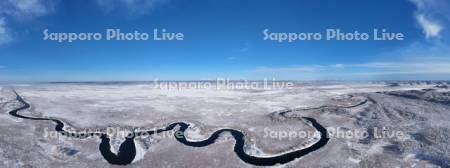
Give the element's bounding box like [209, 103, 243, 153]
[0, 81, 449, 167]
[11, 82, 431, 128]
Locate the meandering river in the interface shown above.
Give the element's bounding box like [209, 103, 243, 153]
[9, 90, 330, 166]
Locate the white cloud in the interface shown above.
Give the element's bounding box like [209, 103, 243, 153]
[254, 58, 450, 79]
[350, 62, 450, 74]
[410, 0, 449, 39]
[330, 64, 344, 68]
[0, 0, 56, 19]
[254, 65, 325, 73]
[254, 64, 346, 73]
[0, 0, 56, 45]
[416, 14, 443, 39]
[0, 17, 11, 45]
[95, 0, 167, 15]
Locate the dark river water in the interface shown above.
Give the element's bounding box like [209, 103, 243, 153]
[9, 90, 329, 166]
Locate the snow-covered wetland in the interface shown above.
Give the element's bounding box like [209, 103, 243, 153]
[0, 81, 449, 167]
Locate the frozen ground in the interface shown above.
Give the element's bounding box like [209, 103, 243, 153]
[0, 81, 449, 167]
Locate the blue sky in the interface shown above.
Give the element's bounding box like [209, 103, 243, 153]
[0, 0, 449, 81]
